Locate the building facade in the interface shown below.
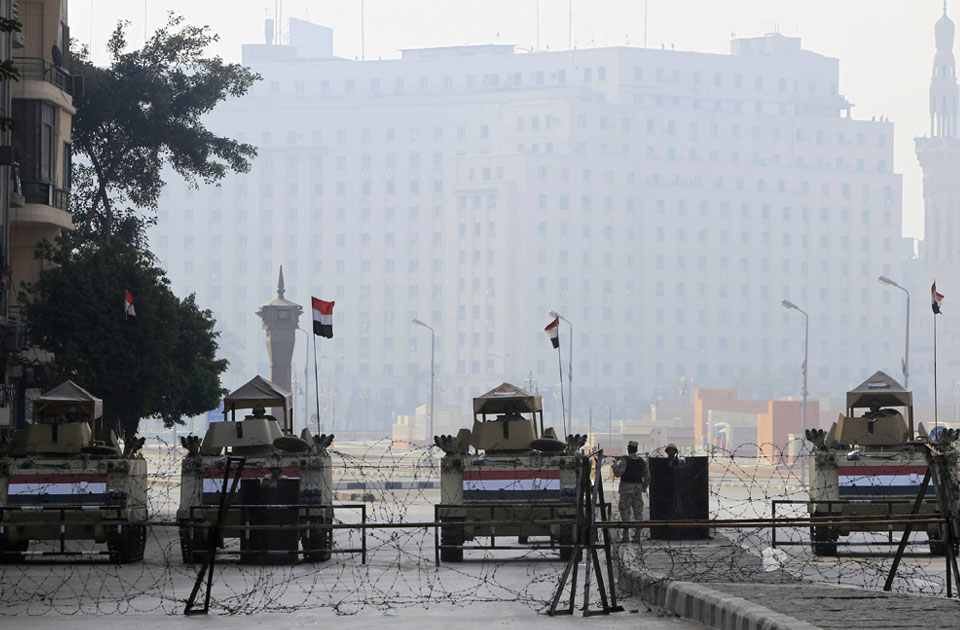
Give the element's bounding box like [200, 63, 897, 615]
[154, 21, 907, 432]
[2, 0, 76, 428]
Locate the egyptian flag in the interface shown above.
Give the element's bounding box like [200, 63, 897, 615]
[544, 317, 560, 349]
[932, 282, 945, 314]
[312, 298, 334, 338]
[123, 290, 136, 319]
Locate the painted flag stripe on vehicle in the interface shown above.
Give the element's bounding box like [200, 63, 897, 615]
[839, 485, 935, 496]
[463, 489, 569, 501]
[463, 469, 561, 480]
[201, 467, 302, 480]
[202, 477, 301, 493]
[9, 474, 108, 484]
[8, 482, 108, 495]
[463, 482, 567, 490]
[836, 466, 928, 476]
[839, 474, 928, 487]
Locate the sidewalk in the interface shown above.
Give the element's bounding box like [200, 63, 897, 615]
[617, 537, 960, 630]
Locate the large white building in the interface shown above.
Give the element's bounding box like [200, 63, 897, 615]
[154, 19, 910, 432]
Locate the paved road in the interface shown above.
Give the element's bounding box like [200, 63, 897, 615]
[13, 603, 708, 630]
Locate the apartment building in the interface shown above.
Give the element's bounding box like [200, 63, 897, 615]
[155, 20, 908, 431]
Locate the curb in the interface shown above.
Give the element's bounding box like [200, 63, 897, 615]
[641, 579, 822, 630]
[617, 543, 821, 630]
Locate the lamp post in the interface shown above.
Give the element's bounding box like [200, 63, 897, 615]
[878, 275, 911, 389]
[295, 327, 311, 433]
[412, 318, 436, 445]
[549, 310, 573, 433]
[781, 299, 809, 441]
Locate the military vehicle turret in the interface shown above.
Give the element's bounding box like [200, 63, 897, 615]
[177, 375, 334, 564]
[0, 381, 147, 563]
[806, 371, 955, 555]
[434, 383, 585, 562]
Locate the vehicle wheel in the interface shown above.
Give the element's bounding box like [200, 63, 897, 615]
[0, 534, 28, 564]
[926, 527, 957, 556]
[440, 520, 464, 563]
[127, 525, 146, 562]
[179, 524, 208, 564]
[811, 526, 837, 557]
[302, 519, 333, 562]
[108, 524, 146, 563]
[555, 533, 579, 563]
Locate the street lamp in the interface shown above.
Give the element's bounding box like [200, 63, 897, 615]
[412, 318, 436, 445]
[294, 327, 311, 434]
[549, 310, 573, 434]
[781, 300, 809, 440]
[878, 275, 910, 389]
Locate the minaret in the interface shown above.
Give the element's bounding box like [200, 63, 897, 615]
[918, 3, 960, 273]
[256, 267, 302, 428]
[919, 4, 960, 420]
[932, 2, 959, 137]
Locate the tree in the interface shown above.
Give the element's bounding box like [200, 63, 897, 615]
[68, 13, 259, 240]
[23, 240, 227, 437]
[18, 14, 258, 434]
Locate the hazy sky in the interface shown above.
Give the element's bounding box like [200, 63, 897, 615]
[72, 1, 944, 239]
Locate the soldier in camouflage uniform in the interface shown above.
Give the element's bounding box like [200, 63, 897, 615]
[612, 441, 649, 542]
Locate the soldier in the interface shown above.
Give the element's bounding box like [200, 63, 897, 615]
[612, 440, 649, 541]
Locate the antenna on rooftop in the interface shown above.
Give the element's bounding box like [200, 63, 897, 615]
[535, 0, 541, 50]
[644, 0, 649, 48]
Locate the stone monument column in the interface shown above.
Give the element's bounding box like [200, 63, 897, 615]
[257, 266, 302, 430]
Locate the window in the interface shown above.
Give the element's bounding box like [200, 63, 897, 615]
[13, 100, 57, 184]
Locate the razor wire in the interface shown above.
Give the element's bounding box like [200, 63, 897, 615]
[0, 439, 955, 616]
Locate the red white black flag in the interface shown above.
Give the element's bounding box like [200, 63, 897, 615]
[312, 298, 334, 338]
[544, 317, 560, 349]
[932, 282, 945, 314]
[124, 290, 136, 319]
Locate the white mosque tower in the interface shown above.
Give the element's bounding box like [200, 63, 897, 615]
[932, 2, 959, 137]
[919, 2, 960, 275]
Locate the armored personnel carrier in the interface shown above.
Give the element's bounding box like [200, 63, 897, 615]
[177, 375, 334, 564]
[805, 371, 951, 555]
[0, 381, 147, 563]
[434, 383, 585, 562]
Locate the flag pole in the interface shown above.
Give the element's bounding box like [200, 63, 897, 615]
[312, 333, 322, 435]
[557, 348, 567, 437]
[934, 310, 939, 430]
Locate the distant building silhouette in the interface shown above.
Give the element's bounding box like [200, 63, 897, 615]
[154, 20, 909, 431]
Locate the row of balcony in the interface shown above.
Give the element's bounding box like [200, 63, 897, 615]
[18, 180, 69, 210]
[12, 57, 76, 96]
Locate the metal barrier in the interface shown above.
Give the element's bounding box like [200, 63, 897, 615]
[433, 501, 580, 566]
[185, 503, 368, 564]
[771, 498, 944, 549]
[0, 504, 131, 558]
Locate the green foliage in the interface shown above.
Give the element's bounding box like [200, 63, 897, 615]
[0, 58, 20, 83]
[69, 12, 259, 239]
[22, 240, 227, 437]
[18, 14, 258, 435]
[0, 17, 22, 34]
